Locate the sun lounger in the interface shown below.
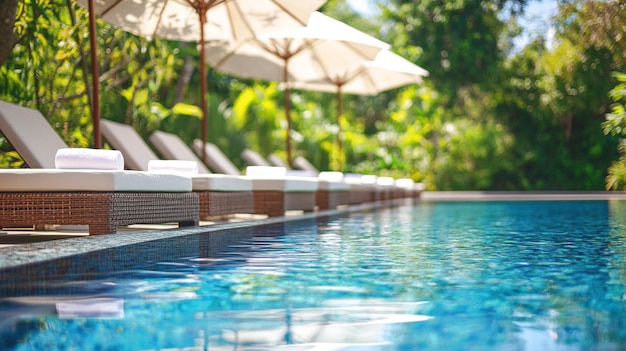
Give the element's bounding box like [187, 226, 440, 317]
[267, 154, 290, 168]
[0, 168, 198, 235]
[242, 152, 352, 209]
[237, 151, 351, 210]
[192, 140, 320, 216]
[239, 150, 345, 208]
[292, 156, 383, 206]
[149, 130, 254, 217]
[0, 100, 199, 234]
[395, 178, 423, 200]
[343, 174, 377, 204]
[292, 155, 320, 176]
[100, 120, 254, 218]
[245, 166, 319, 216]
[314, 171, 351, 210]
[241, 149, 271, 167]
[293, 155, 421, 202]
[192, 140, 241, 176]
[0, 101, 66, 168]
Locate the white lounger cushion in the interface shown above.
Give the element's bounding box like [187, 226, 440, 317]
[192, 174, 252, 192]
[376, 176, 396, 191]
[318, 179, 350, 191]
[317, 171, 350, 191]
[0, 169, 192, 192]
[249, 177, 319, 192]
[245, 166, 318, 192]
[148, 160, 199, 175]
[344, 174, 377, 189]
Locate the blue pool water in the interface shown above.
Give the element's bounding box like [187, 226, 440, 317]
[1, 200, 626, 350]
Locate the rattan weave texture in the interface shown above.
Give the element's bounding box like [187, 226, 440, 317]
[198, 191, 254, 217]
[348, 190, 374, 205]
[316, 190, 349, 210]
[253, 191, 316, 217]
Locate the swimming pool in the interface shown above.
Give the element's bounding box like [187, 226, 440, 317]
[1, 199, 625, 350]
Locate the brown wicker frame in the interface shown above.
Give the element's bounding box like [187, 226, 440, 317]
[376, 189, 392, 202]
[253, 191, 316, 217]
[316, 190, 349, 210]
[198, 191, 254, 218]
[0, 192, 199, 235]
[348, 190, 375, 205]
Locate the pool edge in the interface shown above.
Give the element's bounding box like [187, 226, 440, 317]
[0, 200, 395, 271]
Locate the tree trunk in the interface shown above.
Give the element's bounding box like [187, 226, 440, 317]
[0, 0, 18, 67]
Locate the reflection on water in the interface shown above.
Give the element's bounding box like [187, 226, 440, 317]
[1, 201, 626, 350]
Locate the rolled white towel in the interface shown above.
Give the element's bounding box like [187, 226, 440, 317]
[148, 160, 198, 175]
[55, 148, 124, 170]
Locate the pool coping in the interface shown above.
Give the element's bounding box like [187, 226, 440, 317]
[420, 191, 626, 201]
[1, 191, 625, 271]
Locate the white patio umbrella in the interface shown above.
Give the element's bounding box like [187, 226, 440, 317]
[286, 49, 429, 163]
[76, 0, 326, 162]
[204, 11, 390, 164]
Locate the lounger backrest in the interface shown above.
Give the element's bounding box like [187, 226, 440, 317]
[0, 100, 67, 168]
[267, 154, 290, 169]
[241, 149, 270, 167]
[149, 130, 211, 174]
[192, 139, 241, 176]
[293, 156, 320, 176]
[100, 119, 158, 171]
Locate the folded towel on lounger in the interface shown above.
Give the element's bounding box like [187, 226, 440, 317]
[55, 148, 124, 170]
[148, 160, 198, 175]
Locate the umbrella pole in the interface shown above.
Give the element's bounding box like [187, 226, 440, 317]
[88, 0, 101, 149]
[283, 61, 292, 165]
[199, 12, 209, 165]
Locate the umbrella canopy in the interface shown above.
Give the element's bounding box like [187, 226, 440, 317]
[286, 49, 429, 168]
[288, 49, 429, 96]
[204, 11, 390, 164]
[76, 0, 326, 161]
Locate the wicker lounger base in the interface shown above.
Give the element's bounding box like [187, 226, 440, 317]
[0, 192, 199, 235]
[316, 190, 349, 210]
[392, 190, 405, 199]
[198, 191, 254, 218]
[349, 191, 375, 205]
[376, 191, 392, 202]
[253, 191, 316, 217]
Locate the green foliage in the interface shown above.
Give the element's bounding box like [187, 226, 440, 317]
[603, 72, 626, 136]
[606, 141, 626, 191]
[231, 82, 282, 155]
[0, 0, 92, 149]
[382, 0, 514, 99]
[603, 72, 626, 190]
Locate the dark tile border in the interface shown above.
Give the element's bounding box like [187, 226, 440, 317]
[0, 201, 390, 271]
